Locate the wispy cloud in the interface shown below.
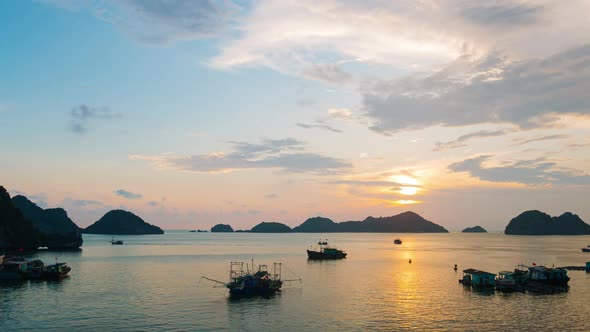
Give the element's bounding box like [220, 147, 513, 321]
[434, 130, 509, 151]
[45, 0, 240, 45]
[328, 108, 354, 121]
[448, 155, 590, 185]
[302, 64, 351, 84]
[131, 138, 351, 174]
[459, 2, 544, 26]
[296, 122, 342, 133]
[69, 104, 120, 134]
[71, 199, 103, 207]
[114, 189, 142, 199]
[512, 134, 569, 146]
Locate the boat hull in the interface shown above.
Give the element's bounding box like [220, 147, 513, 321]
[581, 248, 590, 252]
[307, 250, 347, 260]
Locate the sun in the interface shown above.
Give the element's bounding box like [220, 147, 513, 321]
[391, 175, 420, 186]
[399, 186, 418, 195]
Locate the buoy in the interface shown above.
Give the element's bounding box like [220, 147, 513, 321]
[454, 264, 458, 271]
[409, 259, 412, 264]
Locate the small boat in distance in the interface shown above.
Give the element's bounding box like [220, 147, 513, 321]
[307, 239, 347, 260]
[581, 245, 590, 252]
[189, 230, 197, 232]
[394, 239, 402, 245]
[111, 237, 124, 245]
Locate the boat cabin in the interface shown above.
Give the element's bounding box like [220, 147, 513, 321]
[528, 266, 569, 282]
[460, 268, 496, 287]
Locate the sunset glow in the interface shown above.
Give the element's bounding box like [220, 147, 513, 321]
[1, 0, 589, 232]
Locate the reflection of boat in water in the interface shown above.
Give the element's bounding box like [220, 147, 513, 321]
[202, 261, 301, 298]
[111, 237, 124, 245]
[307, 239, 347, 260]
[0, 255, 71, 281]
[393, 239, 402, 245]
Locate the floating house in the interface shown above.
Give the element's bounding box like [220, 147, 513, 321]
[459, 268, 496, 287]
[495, 265, 570, 293]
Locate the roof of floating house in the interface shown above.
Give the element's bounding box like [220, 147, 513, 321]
[462, 268, 496, 276]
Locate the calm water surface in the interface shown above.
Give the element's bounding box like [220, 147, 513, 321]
[1, 232, 590, 331]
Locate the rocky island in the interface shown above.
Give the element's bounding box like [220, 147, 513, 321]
[0, 186, 40, 250]
[83, 209, 164, 235]
[292, 211, 448, 233]
[12, 195, 83, 249]
[462, 226, 487, 233]
[211, 224, 234, 232]
[250, 222, 292, 233]
[505, 210, 590, 235]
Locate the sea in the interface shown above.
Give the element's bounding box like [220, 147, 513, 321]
[1, 231, 590, 331]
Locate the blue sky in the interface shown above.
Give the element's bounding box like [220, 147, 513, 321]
[2, 0, 590, 231]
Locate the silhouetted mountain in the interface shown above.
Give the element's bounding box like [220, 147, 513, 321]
[250, 222, 292, 233]
[211, 224, 234, 232]
[0, 186, 40, 250]
[83, 210, 164, 235]
[505, 210, 590, 235]
[12, 195, 83, 249]
[462, 225, 487, 233]
[292, 211, 448, 233]
[293, 217, 338, 232]
[356, 212, 448, 232]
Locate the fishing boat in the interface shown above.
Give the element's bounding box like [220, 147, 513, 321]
[0, 255, 71, 281]
[0, 255, 44, 280]
[202, 260, 301, 297]
[307, 239, 347, 260]
[111, 237, 124, 245]
[43, 262, 72, 280]
[394, 239, 402, 245]
[581, 245, 590, 252]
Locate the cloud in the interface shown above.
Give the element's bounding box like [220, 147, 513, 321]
[71, 199, 103, 207]
[434, 129, 509, 151]
[209, 1, 463, 74]
[302, 64, 351, 84]
[28, 194, 48, 208]
[209, 0, 590, 83]
[296, 122, 342, 133]
[513, 134, 569, 146]
[147, 201, 158, 206]
[45, 0, 239, 45]
[328, 108, 354, 120]
[265, 193, 278, 199]
[364, 44, 590, 134]
[131, 138, 351, 174]
[69, 104, 119, 134]
[448, 155, 590, 185]
[459, 2, 544, 26]
[114, 189, 142, 199]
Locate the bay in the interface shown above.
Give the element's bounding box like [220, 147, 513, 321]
[1, 232, 589, 331]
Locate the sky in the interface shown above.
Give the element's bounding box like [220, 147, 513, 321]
[1, 0, 590, 231]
